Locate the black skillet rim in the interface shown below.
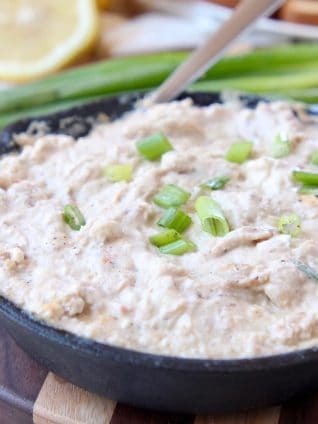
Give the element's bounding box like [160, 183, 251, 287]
[2, 295, 318, 373]
[1, 90, 318, 375]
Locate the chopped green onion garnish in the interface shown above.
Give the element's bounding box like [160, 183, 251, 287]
[293, 260, 318, 283]
[159, 239, 197, 255]
[103, 164, 133, 182]
[149, 229, 181, 247]
[225, 141, 253, 164]
[154, 184, 190, 209]
[157, 208, 192, 233]
[270, 135, 291, 159]
[292, 170, 318, 186]
[311, 150, 318, 166]
[136, 132, 173, 161]
[63, 204, 86, 231]
[277, 213, 301, 237]
[200, 176, 230, 191]
[195, 196, 230, 237]
[299, 185, 318, 196]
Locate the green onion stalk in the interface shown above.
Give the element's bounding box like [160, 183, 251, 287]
[149, 229, 181, 247]
[136, 133, 173, 161]
[2, 43, 318, 130]
[153, 184, 190, 209]
[157, 207, 192, 233]
[159, 239, 197, 255]
[292, 170, 318, 186]
[195, 196, 230, 237]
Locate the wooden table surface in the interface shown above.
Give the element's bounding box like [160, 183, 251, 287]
[2, 327, 318, 424]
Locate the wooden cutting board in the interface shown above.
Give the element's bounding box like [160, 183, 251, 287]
[1, 326, 318, 424]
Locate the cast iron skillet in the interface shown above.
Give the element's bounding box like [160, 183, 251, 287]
[1, 91, 318, 414]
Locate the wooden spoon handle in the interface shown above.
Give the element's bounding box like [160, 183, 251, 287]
[151, 0, 285, 103]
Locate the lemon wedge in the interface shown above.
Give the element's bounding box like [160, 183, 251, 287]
[0, 0, 99, 83]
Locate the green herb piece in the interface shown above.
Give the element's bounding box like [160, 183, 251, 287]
[153, 184, 190, 209]
[200, 176, 230, 191]
[270, 135, 291, 158]
[63, 204, 86, 231]
[149, 229, 181, 247]
[157, 208, 192, 233]
[292, 170, 318, 186]
[103, 164, 133, 182]
[159, 239, 197, 255]
[136, 133, 173, 161]
[195, 196, 230, 237]
[278, 213, 301, 237]
[225, 141, 253, 164]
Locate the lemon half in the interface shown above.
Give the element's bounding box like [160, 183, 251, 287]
[0, 0, 99, 82]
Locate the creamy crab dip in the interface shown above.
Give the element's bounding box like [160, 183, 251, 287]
[1, 98, 318, 359]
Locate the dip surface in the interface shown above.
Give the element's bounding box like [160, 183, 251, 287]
[1, 98, 318, 359]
